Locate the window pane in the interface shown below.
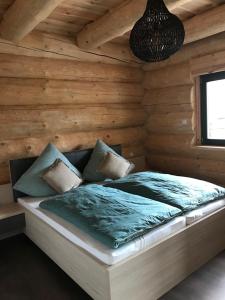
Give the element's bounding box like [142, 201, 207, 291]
[207, 79, 225, 140]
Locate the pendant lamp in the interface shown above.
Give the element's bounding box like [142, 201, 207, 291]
[129, 0, 185, 62]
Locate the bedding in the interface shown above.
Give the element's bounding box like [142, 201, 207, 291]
[98, 152, 134, 179]
[83, 140, 118, 182]
[39, 184, 182, 249]
[42, 159, 83, 193]
[18, 197, 186, 265]
[13, 143, 82, 197]
[83, 140, 133, 182]
[185, 198, 225, 225]
[105, 171, 225, 212]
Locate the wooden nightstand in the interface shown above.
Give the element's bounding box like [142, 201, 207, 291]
[0, 203, 25, 240]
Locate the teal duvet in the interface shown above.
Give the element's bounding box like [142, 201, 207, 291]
[105, 172, 225, 212]
[40, 184, 181, 249]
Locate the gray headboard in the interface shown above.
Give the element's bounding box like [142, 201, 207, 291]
[9, 144, 121, 202]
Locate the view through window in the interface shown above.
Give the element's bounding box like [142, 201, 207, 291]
[200, 71, 225, 146]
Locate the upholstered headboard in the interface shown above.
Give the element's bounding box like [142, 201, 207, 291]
[9, 144, 121, 202]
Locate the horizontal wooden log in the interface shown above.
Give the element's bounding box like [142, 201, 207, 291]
[146, 104, 193, 115]
[0, 107, 146, 139]
[0, 127, 145, 161]
[147, 135, 225, 162]
[191, 49, 225, 76]
[0, 78, 144, 105]
[0, 53, 143, 83]
[184, 4, 225, 45]
[0, 0, 64, 42]
[146, 134, 195, 157]
[143, 85, 194, 106]
[123, 145, 145, 159]
[144, 63, 193, 89]
[144, 31, 225, 71]
[147, 154, 199, 177]
[149, 154, 225, 175]
[131, 156, 147, 173]
[147, 153, 225, 187]
[0, 31, 140, 66]
[198, 159, 225, 175]
[0, 161, 10, 185]
[196, 171, 225, 187]
[146, 112, 194, 134]
[194, 146, 225, 162]
[75, 0, 206, 50]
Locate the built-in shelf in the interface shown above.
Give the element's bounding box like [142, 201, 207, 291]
[0, 203, 24, 221]
[0, 203, 25, 239]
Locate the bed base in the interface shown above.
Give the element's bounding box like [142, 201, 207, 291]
[24, 207, 225, 300]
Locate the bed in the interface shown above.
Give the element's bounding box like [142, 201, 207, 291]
[10, 146, 225, 300]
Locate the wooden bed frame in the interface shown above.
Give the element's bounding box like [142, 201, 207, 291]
[10, 146, 225, 300]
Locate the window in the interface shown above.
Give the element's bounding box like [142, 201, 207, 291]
[200, 71, 225, 146]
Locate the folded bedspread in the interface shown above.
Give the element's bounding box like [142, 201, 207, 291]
[105, 172, 225, 212]
[39, 184, 181, 249]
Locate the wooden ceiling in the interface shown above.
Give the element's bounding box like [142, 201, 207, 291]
[1, 0, 225, 47]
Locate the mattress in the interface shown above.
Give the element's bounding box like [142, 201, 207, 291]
[185, 198, 225, 225]
[18, 197, 186, 265]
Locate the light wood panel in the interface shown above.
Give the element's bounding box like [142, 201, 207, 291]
[0, 78, 143, 105]
[0, 53, 143, 82]
[191, 49, 225, 75]
[75, 0, 225, 49]
[0, 0, 224, 50]
[144, 31, 225, 71]
[144, 63, 193, 89]
[143, 85, 194, 106]
[25, 210, 111, 300]
[0, 203, 23, 220]
[184, 3, 225, 44]
[0, 107, 146, 139]
[0, 0, 64, 42]
[144, 34, 225, 187]
[0, 41, 145, 184]
[22, 191, 225, 300]
[0, 31, 140, 67]
[146, 112, 193, 134]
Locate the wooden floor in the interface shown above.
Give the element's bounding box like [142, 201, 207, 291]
[0, 234, 225, 300]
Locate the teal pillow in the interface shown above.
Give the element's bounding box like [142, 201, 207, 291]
[13, 143, 82, 197]
[83, 140, 118, 182]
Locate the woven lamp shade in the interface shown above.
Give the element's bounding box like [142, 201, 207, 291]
[129, 0, 185, 62]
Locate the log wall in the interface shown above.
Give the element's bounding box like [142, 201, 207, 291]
[144, 33, 225, 187]
[0, 31, 146, 184]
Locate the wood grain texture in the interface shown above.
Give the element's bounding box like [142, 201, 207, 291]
[0, 31, 140, 67]
[144, 31, 225, 72]
[0, 203, 24, 220]
[0, 0, 224, 49]
[146, 112, 194, 134]
[144, 63, 193, 89]
[0, 78, 143, 106]
[184, 3, 225, 44]
[0, 0, 64, 42]
[24, 210, 111, 300]
[22, 198, 225, 300]
[0, 53, 143, 82]
[0, 127, 145, 184]
[0, 43, 145, 184]
[109, 207, 225, 300]
[75, 0, 225, 49]
[144, 34, 225, 187]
